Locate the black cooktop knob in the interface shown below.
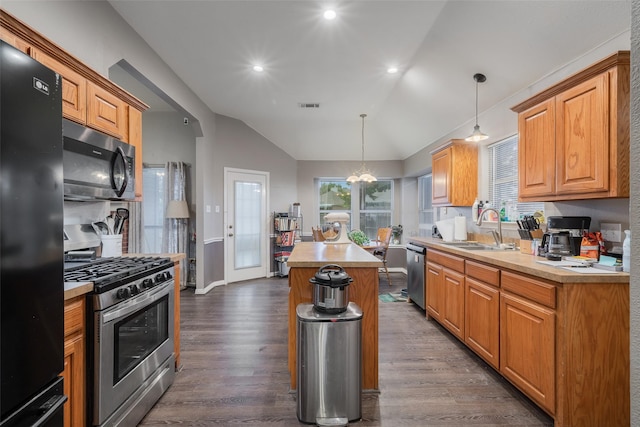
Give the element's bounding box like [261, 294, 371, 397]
[155, 273, 165, 283]
[116, 288, 131, 299]
[163, 271, 173, 281]
[142, 278, 154, 288]
[129, 284, 140, 295]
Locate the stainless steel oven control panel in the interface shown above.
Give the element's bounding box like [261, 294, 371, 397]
[93, 266, 174, 311]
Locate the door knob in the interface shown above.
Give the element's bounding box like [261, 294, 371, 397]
[228, 233, 234, 237]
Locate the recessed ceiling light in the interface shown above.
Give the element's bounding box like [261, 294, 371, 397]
[252, 65, 264, 72]
[323, 9, 337, 20]
[387, 67, 399, 74]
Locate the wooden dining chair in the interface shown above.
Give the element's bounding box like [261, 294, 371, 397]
[373, 227, 393, 285]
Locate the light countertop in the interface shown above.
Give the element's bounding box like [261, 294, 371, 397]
[287, 242, 382, 268]
[408, 237, 629, 284]
[64, 281, 93, 300]
[124, 253, 186, 262]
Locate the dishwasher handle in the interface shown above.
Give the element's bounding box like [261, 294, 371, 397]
[406, 243, 427, 255]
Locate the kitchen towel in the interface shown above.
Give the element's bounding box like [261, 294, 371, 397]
[454, 216, 467, 241]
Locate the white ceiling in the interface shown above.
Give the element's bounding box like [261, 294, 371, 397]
[108, 0, 631, 161]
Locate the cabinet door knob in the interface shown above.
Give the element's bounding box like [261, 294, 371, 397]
[228, 233, 234, 237]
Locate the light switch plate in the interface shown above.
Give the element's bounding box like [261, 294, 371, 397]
[601, 222, 622, 242]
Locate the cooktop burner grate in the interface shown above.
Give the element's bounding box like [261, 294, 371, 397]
[64, 256, 173, 293]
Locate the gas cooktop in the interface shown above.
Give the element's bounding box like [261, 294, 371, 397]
[64, 256, 173, 293]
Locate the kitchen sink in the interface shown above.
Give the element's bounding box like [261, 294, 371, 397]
[440, 242, 515, 251]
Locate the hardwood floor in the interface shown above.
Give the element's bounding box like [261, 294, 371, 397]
[140, 273, 553, 426]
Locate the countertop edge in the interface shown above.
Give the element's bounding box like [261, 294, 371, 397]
[286, 242, 383, 268]
[64, 281, 93, 300]
[408, 237, 629, 284]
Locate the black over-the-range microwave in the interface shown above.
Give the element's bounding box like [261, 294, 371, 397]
[62, 118, 135, 201]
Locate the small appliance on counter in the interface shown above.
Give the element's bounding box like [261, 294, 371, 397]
[539, 216, 591, 259]
[323, 212, 351, 244]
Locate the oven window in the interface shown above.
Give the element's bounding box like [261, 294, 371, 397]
[113, 295, 169, 384]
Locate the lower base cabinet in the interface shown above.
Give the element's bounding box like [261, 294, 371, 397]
[464, 276, 500, 370]
[424, 250, 629, 427]
[426, 250, 465, 340]
[500, 291, 555, 414]
[63, 296, 85, 427]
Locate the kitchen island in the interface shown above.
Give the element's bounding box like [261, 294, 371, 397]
[408, 236, 629, 427]
[286, 242, 382, 391]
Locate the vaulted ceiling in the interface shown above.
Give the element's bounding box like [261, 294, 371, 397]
[109, 0, 631, 161]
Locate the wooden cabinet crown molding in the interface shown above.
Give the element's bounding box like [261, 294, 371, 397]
[511, 51, 630, 113]
[0, 9, 148, 112]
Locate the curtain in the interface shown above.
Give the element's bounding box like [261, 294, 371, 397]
[162, 161, 190, 289]
[128, 201, 143, 253]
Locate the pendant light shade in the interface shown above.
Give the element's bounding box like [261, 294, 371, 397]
[465, 73, 489, 142]
[347, 114, 377, 183]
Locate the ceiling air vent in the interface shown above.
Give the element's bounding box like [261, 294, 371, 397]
[298, 103, 320, 109]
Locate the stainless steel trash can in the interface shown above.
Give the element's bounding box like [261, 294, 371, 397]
[296, 302, 363, 426]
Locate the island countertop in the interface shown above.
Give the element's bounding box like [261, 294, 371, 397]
[286, 242, 382, 268]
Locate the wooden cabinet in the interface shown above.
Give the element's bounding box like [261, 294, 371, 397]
[426, 249, 465, 340]
[87, 82, 127, 141]
[1, 10, 148, 200]
[500, 271, 556, 414]
[426, 261, 443, 319]
[419, 242, 629, 426]
[128, 107, 144, 199]
[32, 49, 87, 125]
[63, 296, 85, 427]
[464, 260, 500, 369]
[0, 25, 31, 53]
[431, 139, 478, 206]
[512, 51, 629, 201]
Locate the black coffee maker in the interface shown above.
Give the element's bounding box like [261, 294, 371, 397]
[540, 216, 591, 258]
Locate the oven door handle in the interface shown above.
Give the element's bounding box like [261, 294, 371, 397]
[102, 282, 173, 324]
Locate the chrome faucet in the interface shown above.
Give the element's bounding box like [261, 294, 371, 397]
[476, 208, 502, 247]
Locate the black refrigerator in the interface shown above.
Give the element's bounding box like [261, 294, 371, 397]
[0, 41, 66, 426]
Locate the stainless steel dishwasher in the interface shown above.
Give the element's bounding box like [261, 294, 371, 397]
[406, 243, 427, 309]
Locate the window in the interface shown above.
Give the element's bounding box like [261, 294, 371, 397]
[317, 178, 394, 240]
[358, 180, 392, 239]
[318, 179, 352, 229]
[488, 135, 544, 220]
[418, 174, 433, 237]
[142, 166, 165, 252]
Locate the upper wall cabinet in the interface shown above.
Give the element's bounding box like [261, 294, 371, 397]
[511, 51, 630, 202]
[431, 139, 478, 207]
[0, 9, 148, 200]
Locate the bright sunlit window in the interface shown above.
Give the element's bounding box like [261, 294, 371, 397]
[488, 135, 544, 220]
[317, 178, 394, 240]
[142, 167, 165, 253]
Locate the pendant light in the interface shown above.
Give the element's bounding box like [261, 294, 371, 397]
[347, 114, 377, 183]
[465, 73, 489, 142]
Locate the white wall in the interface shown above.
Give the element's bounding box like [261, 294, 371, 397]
[142, 111, 197, 205]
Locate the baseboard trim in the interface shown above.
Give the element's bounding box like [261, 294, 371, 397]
[195, 280, 226, 294]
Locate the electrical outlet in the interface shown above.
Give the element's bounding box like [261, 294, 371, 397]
[601, 222, 622, 242]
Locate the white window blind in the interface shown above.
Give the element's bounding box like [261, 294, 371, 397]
[488, 135, 544, 220]
[418, 174, 433, 237]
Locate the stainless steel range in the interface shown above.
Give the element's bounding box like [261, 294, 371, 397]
[64, 256, 175, 427]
